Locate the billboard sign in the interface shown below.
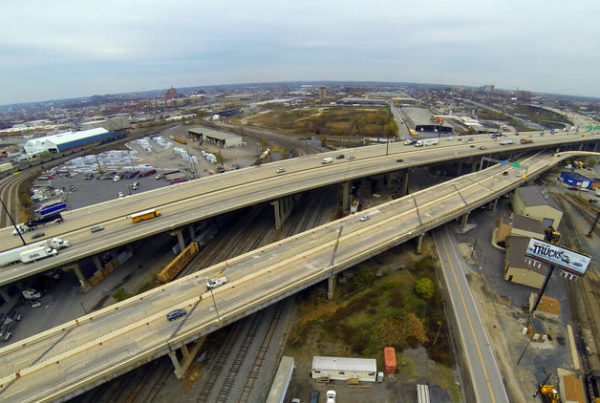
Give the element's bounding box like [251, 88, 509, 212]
[525, 238, 591, 276]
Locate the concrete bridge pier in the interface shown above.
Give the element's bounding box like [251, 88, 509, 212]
[327, 274, 336, 300]
[401, 170, 410, 196]
[471, 159, 478, 172]
[188, 224, 196, 240]
[593, 142, 599, 152]
[66, 263, 91, 292]
[0, 288, 12, 305]
[169, 229, 187, 253]
[92, 255, 104, 275]
[488, 198, 499, 212]
[341, 181, 351, 212]
[579, 143, 584, 151]
[416, 233, 425, 254]
[168, 336, 206, 379]
[271, 194, 300, 229]
[460, 212, 470, 232]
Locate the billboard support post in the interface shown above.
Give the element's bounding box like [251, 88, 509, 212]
[530, 265, 555, 314]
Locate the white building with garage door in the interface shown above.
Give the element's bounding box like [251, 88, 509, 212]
[311, 356, 377, 382]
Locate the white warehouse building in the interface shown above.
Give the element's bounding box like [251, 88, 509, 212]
[311, 356, 377, 382]
[23, 128, 118, 155]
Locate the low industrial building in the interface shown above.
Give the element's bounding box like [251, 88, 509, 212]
[311, 356, 377, 382]
[529, 293, 560, 319]
[496, 213, 546, 243]
[523, 318, 548, 342]
[512, 185, 563, 228]
[504, 236, 549, 289]
[558, 368, 586, 403]
[23, 128, 121, 155]
[187, 128, 243, 148]
[402, 106, 453, 135]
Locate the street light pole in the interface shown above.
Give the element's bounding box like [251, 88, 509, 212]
[0, 196, 26, 246]
[209, 288, 221, 322]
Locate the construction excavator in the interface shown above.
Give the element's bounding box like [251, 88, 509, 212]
[534, 374, 560, 403]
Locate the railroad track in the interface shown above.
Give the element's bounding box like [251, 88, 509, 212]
[237, 301, 286, 403]
[554, 193, 600, 373]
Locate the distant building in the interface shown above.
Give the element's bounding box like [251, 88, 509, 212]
[480, 85, 495, 94]
[318, 87, 327, 99]
[311, 356, 377, 383]
[165, 87, 177, 101]
[512, 186, 563, 228]
[187, 128, 243, 148]
[81, 116, 130, 132]
[23, 128, 121, 155]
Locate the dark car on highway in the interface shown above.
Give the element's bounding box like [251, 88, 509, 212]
[167, 308, 187, 321]
[31, 232, 45, 239]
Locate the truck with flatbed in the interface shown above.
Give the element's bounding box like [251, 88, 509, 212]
[500, 138, 515, 145]
[12, 212, 63, 235]
[35, 202, 66, 217]
[520, 138, 533, 144]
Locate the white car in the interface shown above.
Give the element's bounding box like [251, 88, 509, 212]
[275, 167, 285, 173]
[326, 390, 336, 403]
[207, 275, 228, 290]
[359, 214, 370, 222]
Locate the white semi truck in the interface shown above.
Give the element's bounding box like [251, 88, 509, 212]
[500, 138, 515, 145]
[0, 237, 70, 267]
[415, 138, 439, 147]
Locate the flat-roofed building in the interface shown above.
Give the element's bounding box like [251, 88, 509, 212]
[504, 236, 549, 289]
[496, 213, 546, 243]
[513, 185, 563, 228]
[311, 356, 377, 382]
[187, 128, 243, 148]
[529, 293, 560, 319]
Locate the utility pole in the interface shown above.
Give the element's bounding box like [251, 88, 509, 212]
[0, 197, 26, 246]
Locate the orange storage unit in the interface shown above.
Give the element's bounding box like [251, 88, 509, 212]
[383, 347, 396, 374]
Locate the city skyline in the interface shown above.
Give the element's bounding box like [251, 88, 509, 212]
[2, 0, 599, 105]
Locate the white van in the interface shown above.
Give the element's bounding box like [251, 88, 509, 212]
[321, 157, 333, 164]
[207, 275, 228, 289]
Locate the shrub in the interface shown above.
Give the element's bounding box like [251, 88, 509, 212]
[414, 278, 435, 300]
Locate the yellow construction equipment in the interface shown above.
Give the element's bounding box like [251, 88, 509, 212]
[539, 384, 559, 403]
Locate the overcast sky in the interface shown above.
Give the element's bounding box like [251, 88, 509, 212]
[1, 0, 599, 105]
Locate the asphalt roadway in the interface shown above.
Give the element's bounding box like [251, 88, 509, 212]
[434, 226, 510, 403]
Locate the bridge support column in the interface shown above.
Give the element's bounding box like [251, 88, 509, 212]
[92, 256, 104, 274]
[341, 181, 351, 212]
[488, 198, 499, 213]
[169, 229, 187, 253]
[327, 274, 336, 300]
[0, 288, 11, 304]
[271, 195, 299, 230]
[471, 159, 478, 172]
[416, 233, 425, 254]
[271, 200, 282, 229]
[460, 212, 470, 230]
[579, 143, 584, 151]
[168, 336, 206, 379]
[593, 142, 599, 152]
[401, 170, 410, 196]
[70, 263, 91, 292]
[188, 225, 195, 240]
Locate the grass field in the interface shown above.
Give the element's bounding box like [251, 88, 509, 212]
[245, 106, 398, 137]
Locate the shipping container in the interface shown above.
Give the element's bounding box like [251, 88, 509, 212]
[383, 347, 396, 374]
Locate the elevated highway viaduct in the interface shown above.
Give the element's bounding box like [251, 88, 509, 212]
[0, 151, 593, 402]
[0, 130, 597, 294]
